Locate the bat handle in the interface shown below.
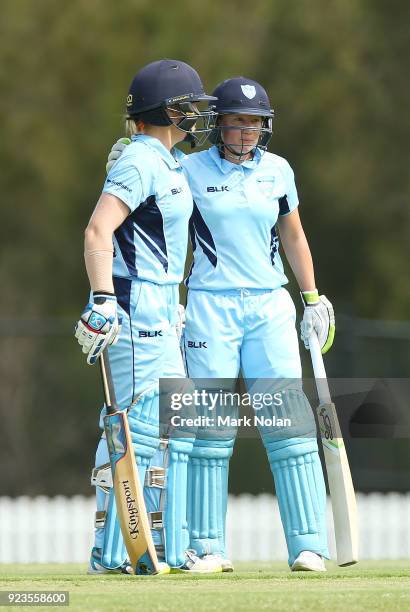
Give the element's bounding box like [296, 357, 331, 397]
[99, 351, 118, 415]
[309, 332, 332, 405]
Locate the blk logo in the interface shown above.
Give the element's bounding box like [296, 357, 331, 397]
[187, 340, 207, 348]
[171, 187, 183, 195]
[207, 186, 229, 193]
[139, 330, 163, 338]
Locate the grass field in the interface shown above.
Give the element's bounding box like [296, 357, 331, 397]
[1, 561, 409, 611]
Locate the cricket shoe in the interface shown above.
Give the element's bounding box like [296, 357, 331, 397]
[203, 554, 234, 573]
[87, 547, 133, 575]
[291, 551, 326, 572]
[170, 549, 223, 574]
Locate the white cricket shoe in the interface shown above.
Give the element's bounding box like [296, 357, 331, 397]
[291, 551, 326, 572]
[203, 554, 234, 573]
[170, 549, 222, 574]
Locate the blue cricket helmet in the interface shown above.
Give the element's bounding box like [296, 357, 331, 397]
[126, 59, 216, 128]
[212, 77, 274, 117]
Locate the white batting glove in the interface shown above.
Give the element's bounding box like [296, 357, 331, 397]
[300, 290, 335, 354]
[106, 137, 131, 173]
[175, 304, 186, 342]
[75, 293, 121, 365]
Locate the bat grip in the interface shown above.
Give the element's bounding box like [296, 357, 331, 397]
[309, 333, 332, 405]
[99, 351, 118, 415]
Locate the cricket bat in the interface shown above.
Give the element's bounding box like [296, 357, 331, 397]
[99, 351, 168, 575]
[309, 333, 359, 566]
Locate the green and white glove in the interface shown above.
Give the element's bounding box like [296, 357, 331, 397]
[300, 290, 335, 354]
[106, 137, 131, 173]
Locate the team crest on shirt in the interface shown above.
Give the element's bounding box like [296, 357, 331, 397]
[241, 84, 256, 99]
[257, 179, 276, 199]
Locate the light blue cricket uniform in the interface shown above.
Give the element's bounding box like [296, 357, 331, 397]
[181, 145, 329, 566]
[185, 145, 296, 292]
[93, 135, 193, 570]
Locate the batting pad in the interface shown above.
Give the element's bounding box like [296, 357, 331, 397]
[92, 437, 128, 570]
[128, 385, 195, 567]
[163, 437, 194, 567]
[101, 489, 129, 569]
[187, 439, 234, 557]
[264, 438, 329, 565]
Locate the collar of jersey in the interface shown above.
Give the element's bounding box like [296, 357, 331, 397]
[131, 134, 180, 169]
[209, 145, 262, 174]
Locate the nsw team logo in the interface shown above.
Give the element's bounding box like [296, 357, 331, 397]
[241, 84, 256, 99]
[257, 179, 276, 199]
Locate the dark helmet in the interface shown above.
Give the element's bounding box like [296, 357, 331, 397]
[126, 59, 217, 144]
[209, 77, 274, 152]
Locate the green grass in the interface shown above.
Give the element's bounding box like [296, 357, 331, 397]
[0, 561, 409, 611]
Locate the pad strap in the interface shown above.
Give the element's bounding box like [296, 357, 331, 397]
[91, 462, 113, 492]
[91, 463, 113, 529]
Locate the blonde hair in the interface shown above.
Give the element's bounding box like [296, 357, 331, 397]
[125, 116, 145, 137]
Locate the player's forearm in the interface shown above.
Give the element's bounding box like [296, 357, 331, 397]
[84, 222, 115, 294]
[84, 194, 130, 294]
[281, 232, 316, 292]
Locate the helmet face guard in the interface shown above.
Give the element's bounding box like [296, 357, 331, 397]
[211, 114, 273, 160]
[167, 101, 217, 147]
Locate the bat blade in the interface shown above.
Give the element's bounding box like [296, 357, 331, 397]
[309, 334, 359, 566]
[317, 402, 359, 566]
[104, 410, 162, 574]
[100, 352, 166, 575]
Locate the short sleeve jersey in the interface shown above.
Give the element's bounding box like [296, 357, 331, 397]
[181, 145, 299, 290]
[102, 135, 193, 285]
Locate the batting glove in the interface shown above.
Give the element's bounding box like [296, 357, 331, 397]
[75, 293, 121, 365]
[300, 290, 335, 354]
[106, 137, 131, 174]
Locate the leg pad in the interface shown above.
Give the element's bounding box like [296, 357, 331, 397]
[264, 438, 329, 565]
[188, 439, 234, 557]
[92, 437, 128, 570]
[128, 387, 194, 567]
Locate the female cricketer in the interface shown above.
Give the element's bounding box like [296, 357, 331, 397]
[74, 59, 221, 574]
[182, 77, 335, 573]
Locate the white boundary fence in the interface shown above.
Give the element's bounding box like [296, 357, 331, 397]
[0, 493, 409, 563]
